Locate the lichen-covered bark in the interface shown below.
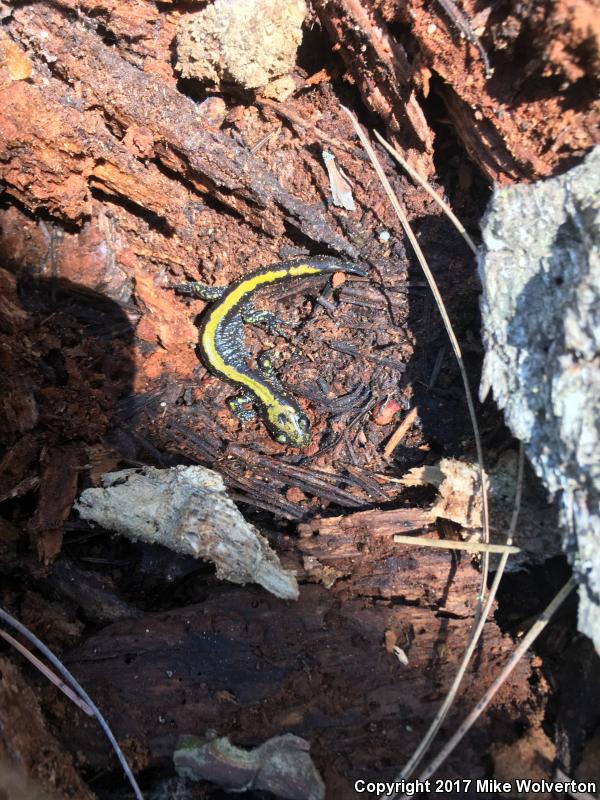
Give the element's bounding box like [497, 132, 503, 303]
[479, 146, 600, 652]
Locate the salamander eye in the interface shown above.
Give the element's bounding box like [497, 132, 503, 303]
[298, 417, 308, 430]
[277, 412, 288, 426]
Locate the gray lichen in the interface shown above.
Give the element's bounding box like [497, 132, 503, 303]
[174, 732, 325, 800]
[478, 146, 600, 651]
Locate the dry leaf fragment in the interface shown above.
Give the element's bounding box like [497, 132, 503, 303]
[322, 150, 356, 211]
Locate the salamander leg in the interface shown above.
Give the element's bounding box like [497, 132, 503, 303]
[257, 349, 277, 378]
[227, 392, 256, 422]
[241, 304, 290, 336]
[173, 282, 227, 301]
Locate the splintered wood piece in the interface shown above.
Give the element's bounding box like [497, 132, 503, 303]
[295, 506, 497, 613]
[30, 445, 84, 564]
[298, 506, 434, 538]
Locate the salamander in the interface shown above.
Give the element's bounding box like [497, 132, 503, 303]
[175, 255, 366, 448]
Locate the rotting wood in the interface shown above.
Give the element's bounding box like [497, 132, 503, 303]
[296, 507, 493, 615]
[0, 1, 591, 794]
[256, 97, 357, 155]
[226, 443, 368, 508]
[298, 506, 434, 538]
[312, 0, 436, 177]
[404, 0, 599, 181]
[29, 445, 84, 564]
[3, 6, 357, 257]
[62, 585, 532, 787]
[0, 658, 96, 800]
[313, 0, 599, 182]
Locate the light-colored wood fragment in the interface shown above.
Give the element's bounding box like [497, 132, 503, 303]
[76, 465, 298, 600]
[383, 406, 419, 458]
[393, 535, 520, 555]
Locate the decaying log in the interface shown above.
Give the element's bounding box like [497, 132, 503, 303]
[314, 0, 599, 182]
[2, 7, 356, 257]
[297, 509, 483, 616]
[313, 0, 436, 177]
[63, 584, 532, 788]
[405, 0, 600, 181]
[0, 2, 585, 793]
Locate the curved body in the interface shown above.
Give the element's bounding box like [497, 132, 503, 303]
[199, 256, 366, 447]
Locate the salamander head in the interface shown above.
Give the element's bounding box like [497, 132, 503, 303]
[265, 400, 310, 448]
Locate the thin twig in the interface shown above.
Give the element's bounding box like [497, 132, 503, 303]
[256, 98, 355, 154]
[383, 406, 419, 458]
[392, 575, 577, 798]
[393, 536, 520, 555]
[0, 606, 144, 800]
[373, 131, 478, 255]
[341, 105, 491, 610]
[340, 106, 505, 792]
[390, 445, 525, 790]
[435, 0, 492, 78]
[0, 628, 93, 716]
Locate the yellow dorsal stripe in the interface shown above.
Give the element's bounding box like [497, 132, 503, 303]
[201, 264, 321, 405]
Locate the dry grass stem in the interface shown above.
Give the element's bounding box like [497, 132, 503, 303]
[392, 447, 526, 788]
[393, 536, 520, 555]
[0, 627, 94, 716]
[338, 106, 502, 792]
[341, 104, 491, 604]
[0, 606, 145, 800]
[393, 575, 577, 798]
[373, 131, 478, 255]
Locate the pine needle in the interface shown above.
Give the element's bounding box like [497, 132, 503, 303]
[0, 606, 145, 800]
[340, 105, 491, 612]
[394, 574, 577, 798]
[373, 131, 478, 255]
